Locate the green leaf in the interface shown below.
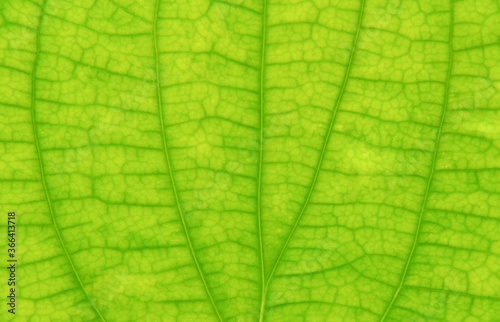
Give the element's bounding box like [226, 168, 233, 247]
[1, 0, 499, 320]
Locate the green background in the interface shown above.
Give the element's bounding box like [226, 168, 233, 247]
[0, 0, 499, 320]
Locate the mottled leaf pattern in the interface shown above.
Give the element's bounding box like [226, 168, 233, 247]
[1, 0, 499, 321]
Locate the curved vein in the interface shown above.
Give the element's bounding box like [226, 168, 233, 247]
[257, 0, 269, 317]
[379, 2, 455, 320]
[258, 0, 367, 320]
[30, 1, 105, 321]
[152, 1, 222, 320]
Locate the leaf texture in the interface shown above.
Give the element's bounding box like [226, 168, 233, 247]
[0, 0, 499, 321]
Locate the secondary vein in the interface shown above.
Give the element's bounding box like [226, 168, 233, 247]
[152, 1, 222, 320]
[379, 1, 455, 320]
[257, 0, 269, 319]
[258, 0, 367, 320]
[30, 1, 105, 321]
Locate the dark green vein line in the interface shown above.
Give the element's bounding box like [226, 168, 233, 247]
[258, 0, 366, 320]
[379, 1, 455, 320]
[108, 0, 152, 23]
[152, 1, 222, 320]
[257, 0, 268, 319]
[30, 1, 106, 321]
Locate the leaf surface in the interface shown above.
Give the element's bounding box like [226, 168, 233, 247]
[1, 0, 500, 321]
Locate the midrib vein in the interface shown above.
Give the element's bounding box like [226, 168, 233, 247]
[152, 1, 222, 321]
[30, 1, 105, 321]
[257, 0, 268, 319]
[379, 1, 455, 320]
[258, 0, 366, 320]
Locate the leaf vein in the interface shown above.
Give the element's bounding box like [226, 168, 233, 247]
[259, 0, 367, 320]
[30, 1, 106, 321]
[152, 1, 222, 320]
[379, 2, 456, 320]
[257, 0, 269, 318]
